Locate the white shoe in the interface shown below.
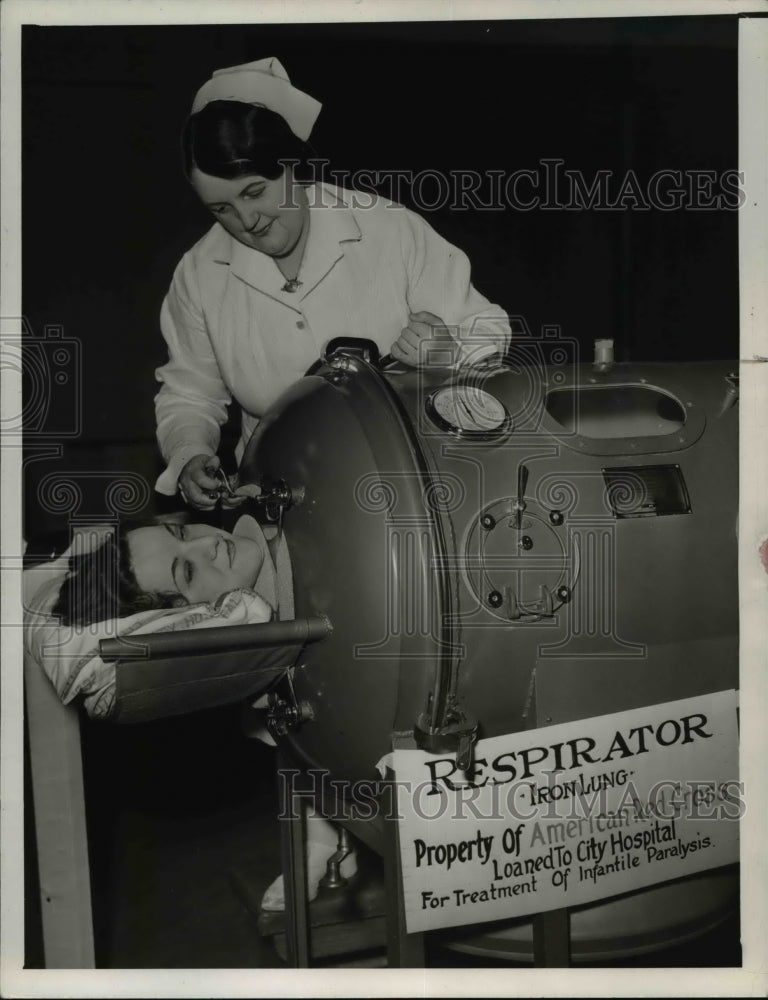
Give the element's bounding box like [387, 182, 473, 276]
[261, 839, 358, 911]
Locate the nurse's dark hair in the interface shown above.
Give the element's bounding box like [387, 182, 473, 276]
[182, 100, 319, 183]
[51, 521, 188, 628]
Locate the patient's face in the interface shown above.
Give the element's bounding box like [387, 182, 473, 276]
[127, 523, 264, 605]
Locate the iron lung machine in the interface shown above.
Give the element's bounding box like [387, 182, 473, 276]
[240, 340, 739, 960]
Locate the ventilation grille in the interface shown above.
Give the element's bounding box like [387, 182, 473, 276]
[603, 465, 691, 518]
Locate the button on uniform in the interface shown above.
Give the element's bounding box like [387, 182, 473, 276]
[296, 319, 306, 329]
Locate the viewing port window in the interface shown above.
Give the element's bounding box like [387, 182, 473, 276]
[546, 385, 686, 440]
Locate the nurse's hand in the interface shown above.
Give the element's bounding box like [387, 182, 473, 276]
[220, 478, 253, 510]
[391, 311, 454, 367]
[178, 454, 225, 511]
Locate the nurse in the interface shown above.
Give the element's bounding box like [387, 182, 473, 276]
[155, 57, 511, 510]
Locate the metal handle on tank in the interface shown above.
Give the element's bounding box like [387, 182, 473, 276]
[322, 338, 404, 373]
[99, 615, 332, 662]
[515, 462, 529, 530]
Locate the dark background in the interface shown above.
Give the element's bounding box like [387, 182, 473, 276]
[22, 15, 739, 537]
[21, 15, 742, 968]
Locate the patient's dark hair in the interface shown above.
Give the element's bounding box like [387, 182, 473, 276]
[182, 100, 318, 183]
[51, 524, 187, 628]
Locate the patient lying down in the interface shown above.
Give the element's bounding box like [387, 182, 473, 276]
[47, 512, 354, 907]
[52, 514, 286, 627]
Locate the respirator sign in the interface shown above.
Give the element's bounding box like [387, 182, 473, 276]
[390, 690, 740, 933]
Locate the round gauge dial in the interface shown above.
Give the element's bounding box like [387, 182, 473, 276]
[426, 384, 511, 438]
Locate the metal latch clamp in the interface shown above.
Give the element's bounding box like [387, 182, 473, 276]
[414, 693, 478, 771]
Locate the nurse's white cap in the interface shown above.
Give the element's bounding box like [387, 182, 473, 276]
[190, 57, 321, 141]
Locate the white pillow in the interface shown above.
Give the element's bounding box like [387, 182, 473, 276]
[23, 541, 273, 720]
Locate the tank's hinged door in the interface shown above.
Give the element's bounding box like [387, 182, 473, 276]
[239, 347, 461, 784]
